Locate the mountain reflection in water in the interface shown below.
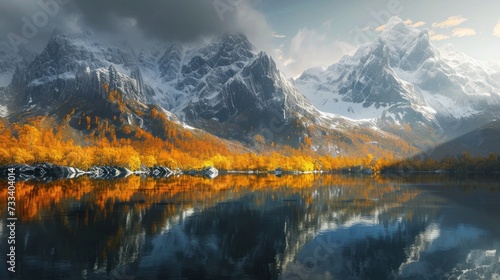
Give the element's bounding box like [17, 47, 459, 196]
[0, 174, 499, 279]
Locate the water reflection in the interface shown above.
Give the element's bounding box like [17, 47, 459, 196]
[0, 174, 499, 279]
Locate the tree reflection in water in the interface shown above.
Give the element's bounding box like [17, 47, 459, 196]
[0, 174, 499, 279]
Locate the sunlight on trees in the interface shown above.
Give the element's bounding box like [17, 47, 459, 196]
[1, 114, 498, 173]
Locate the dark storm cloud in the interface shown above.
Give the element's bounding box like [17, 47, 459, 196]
[71, 0, 242, 41]
[0, 1, 69, 50]
[0, 0, 245, 51]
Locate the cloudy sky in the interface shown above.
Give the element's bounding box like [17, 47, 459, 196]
[258, 0, 500, 76]
[1, 0, 499, 77]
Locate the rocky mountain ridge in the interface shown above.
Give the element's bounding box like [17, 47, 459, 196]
[296, 17, 500, 141]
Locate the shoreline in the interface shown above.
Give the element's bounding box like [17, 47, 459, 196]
[1, 163, 499, 182]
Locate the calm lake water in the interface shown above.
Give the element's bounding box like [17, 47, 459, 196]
[1, 174, 500, 280]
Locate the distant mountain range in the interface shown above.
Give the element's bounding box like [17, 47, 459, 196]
[296, 17, 500, 143]
[1, 17, 499, 158]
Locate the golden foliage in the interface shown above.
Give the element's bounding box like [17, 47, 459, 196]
[2, 110, 495, 173]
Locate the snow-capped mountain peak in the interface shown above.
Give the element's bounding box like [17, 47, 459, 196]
[5, 31, 336, 146]
[379, 16, 422, 48]
[438, 43, 498, 75]
[296, 17, 500, 138]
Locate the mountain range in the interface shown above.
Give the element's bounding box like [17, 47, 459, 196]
[1, 16, 499, 159]
[296, 17, 500, 148]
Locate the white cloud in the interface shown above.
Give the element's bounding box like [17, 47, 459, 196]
[431, 34, 450, 41]
[452, 28, 476, 37]
[232, 2, 292, 73]
[375, 24, 386, 32]
[412, 21, 426, 28]
[493, 19, 500, 37]
[374, 19, 426, 32]
[432, 16, 467, 29]
[429, 30, 450, 41]
[234, 2, 275, 46]
[231, 3, 352, 78]
[280, 27, 355, 78]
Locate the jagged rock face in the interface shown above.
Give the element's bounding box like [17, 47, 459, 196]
[296, 17, 500, 134]
[158, 43, 183, 82]
[0, 48, 19, 87]
[158, 33, 256, 110]
[184, 53, 296, 121]
[110, 33, 258, 112]
[8, 32, 258, 112]
[178, 49, 325, 145]
[2, 29, 417, 154]
[152, 34, 315, 140]
[176, 33, 254, 95]
[6, 32, 328, 146]
[0, 44, 35, 117]
[0, 44, 34, 87]
[10, 33, 149, 106]
[296, 19, 438, 126]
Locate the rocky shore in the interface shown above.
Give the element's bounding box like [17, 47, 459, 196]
[0, 164, 220, 181]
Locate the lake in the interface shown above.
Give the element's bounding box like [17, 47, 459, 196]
[1, 174, 499, 279]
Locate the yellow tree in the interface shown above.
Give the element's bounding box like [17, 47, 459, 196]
[18, 125, 41, 152]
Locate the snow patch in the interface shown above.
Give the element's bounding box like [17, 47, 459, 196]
[27, 72, 76, 87]
[0, 104, 7, 118]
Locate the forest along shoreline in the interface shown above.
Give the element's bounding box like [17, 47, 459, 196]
[1, 160, 499, 182]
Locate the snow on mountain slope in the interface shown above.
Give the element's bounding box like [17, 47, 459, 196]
[9, 32, 257, 113]
[0, 104, 7, 118]
[10, 32, 152, 106]
[296, 17, 500, 129]
[4, 30, 420, 156]
[153, 34, 257, 114]
[0, 43, 36, 118]
[0, 44, 23, 88]
[6, 33, 327, 127]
